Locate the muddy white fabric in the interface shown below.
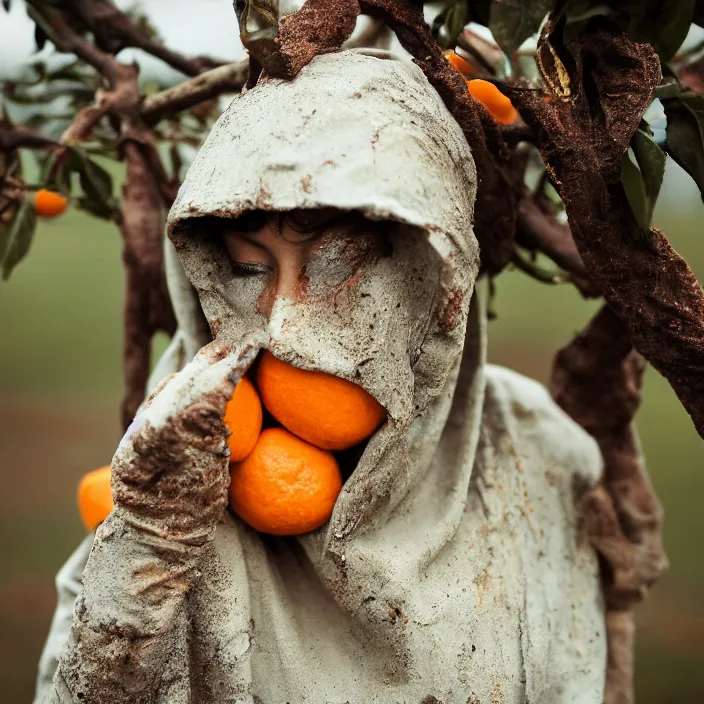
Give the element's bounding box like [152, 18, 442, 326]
[35, 49, 607, 704]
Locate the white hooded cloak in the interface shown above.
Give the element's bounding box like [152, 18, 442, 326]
[35, 49, 606, 704]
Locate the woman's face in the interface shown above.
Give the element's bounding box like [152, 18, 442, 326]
[221, 209, 392, 316]
[175, 208, 444, 420]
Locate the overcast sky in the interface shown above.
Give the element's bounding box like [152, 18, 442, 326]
[0, 0, 245, 82]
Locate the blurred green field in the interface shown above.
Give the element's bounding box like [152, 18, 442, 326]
[0, 163, 702, 702]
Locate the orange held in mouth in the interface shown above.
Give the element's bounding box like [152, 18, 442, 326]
[224, 376, 263, 462]
[229, 427, 342, 535]
[256, 351, 386, 451]
[77, 466, 114, 531]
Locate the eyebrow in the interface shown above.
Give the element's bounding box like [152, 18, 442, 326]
[228, 230, 269, 251]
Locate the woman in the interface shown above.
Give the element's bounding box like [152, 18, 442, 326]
[35, 49, 606, 703]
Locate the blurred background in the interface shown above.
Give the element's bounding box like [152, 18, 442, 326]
[1, 1, 702, 702]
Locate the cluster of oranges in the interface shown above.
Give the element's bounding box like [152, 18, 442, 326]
[78, 352, 386, 536]
[444, 50, 519, 126]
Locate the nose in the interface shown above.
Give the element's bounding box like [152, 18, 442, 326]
[258, 258, 307, 319]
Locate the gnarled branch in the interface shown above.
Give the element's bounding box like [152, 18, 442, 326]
[506, 18, 704, 439]
[142, 60, 249, 125]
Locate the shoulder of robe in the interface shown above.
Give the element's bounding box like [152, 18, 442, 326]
[481, 364, 602, 486]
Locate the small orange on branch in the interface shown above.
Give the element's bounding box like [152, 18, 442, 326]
[466, 79, 519, 125]
[444, 49, 476, 76]
[34, 189, 68, 218]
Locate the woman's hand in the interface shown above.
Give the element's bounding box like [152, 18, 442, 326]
[51, 340, 263, 704]
[110, 340, 261, 544]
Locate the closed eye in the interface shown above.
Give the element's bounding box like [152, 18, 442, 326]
[231, 261, 272, 277]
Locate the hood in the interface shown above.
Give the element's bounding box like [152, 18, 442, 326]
[165, 49, 482, 543]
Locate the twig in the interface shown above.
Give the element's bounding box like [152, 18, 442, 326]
[511, 248, 565, 283]
[26, 1, 120, 85]
[142, 60, 249, 125]
[501, 123, 536, 146]
[457, 28, 500, 75]
[64, 0, 226, 77]
[516, 187, 599, 296]
[0, 126, 60, 151]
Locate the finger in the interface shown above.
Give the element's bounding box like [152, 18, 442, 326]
[140, 339, 264, 430]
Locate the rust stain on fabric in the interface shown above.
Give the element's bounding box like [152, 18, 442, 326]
[438, 286, 464, 333]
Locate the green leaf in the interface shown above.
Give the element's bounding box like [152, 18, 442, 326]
[631, 125, 667, 225]
[563, 2, 612, 43]
[169, 143, 183, 182]
[490, 0, 552, 56]
[76, 195, 119, 221]
[65, 148, 116, 219]
[0, 199, 37, 281]
[42, 151, 71, 195]
[654, 78, 683, 101]
[79, 158, 114, 210]
[623, 0, 695, 62]
[441, 0, 471, 48]
[621, 147, 650, 230]
[664, 92, 704, 200]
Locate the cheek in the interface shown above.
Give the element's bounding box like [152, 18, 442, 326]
[303, 231, 381, 298]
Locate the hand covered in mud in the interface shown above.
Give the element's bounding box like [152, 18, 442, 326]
[110, 341, 260, 544]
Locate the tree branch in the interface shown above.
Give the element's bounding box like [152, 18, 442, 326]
[26, 1, 121, 85]
[142, 60, 249, 125]
[516, 187, 599, 296]
[64, 0, 227, 77]
[506, 18, 704, 439]
[551, 305, 667, 703]
[0, 126, 60, 151]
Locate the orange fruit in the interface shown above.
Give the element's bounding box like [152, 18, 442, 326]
[34, 189, 68, 217]
[256, 351, 386, 450]
[444, 49, 476, 76]
[229, 427, 342, 535]
[466, 79, 519, 125]
[77, 466, 114, 531]
[224, 376, 263, 462]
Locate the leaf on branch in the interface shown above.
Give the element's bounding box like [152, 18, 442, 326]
[441, 0, 471, 48]
[512, 248, 567, 284]
[0, 198, 37, 281]
[620, 125, 667, 229]
[563, 2, 612, 43]
[664, 91, 704, 200]
[621, 148, 649, 229]
[490, 0, 552, 56]
[42, 151, 71, 197]
[563, 1, 694, 61]
[623, 0, 695, 62]
[634, 125, 667, 221]
[68, 149, 116, 220]
[76, 195, 118, 221]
